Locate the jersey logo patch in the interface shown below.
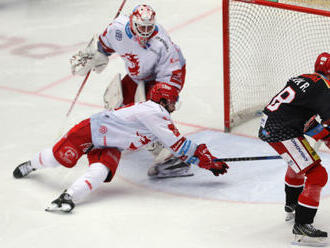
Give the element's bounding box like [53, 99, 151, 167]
[121, 53, 140, 76]
[115, 30, 122, 41]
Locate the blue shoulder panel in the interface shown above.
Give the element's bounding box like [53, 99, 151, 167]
[125, 22, 133, 39]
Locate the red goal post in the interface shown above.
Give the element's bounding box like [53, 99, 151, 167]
[223, 0, 330, 132]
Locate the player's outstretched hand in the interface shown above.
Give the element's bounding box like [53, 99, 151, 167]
[209, 161, 229, 176]
[194, 144, 229, 176]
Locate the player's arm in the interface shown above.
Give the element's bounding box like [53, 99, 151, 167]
[70, 21, 119, 77]
[141, 112, 229, 176]
[154, 39, 185, 91]
[304, 116, 330, 149]
[70, 34, 110, 76]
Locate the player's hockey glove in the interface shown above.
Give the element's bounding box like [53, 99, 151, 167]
[70, 35, 109, 76]
[194, 144, 229, 176]
[304, 117, 330, 149]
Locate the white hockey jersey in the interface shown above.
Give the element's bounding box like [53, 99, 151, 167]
[98, 15, 186, 90]
[90, 100, 198, 164]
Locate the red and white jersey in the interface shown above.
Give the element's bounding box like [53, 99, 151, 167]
[90, 101, 197, 163]
[98, 15, 186, 90]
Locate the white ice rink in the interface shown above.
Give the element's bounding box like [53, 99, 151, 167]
[1, 0, 330, 247]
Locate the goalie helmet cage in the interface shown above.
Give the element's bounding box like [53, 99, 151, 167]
[223, 0, 330, 132]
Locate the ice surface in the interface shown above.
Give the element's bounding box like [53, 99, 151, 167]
[1, 1, 329, 248]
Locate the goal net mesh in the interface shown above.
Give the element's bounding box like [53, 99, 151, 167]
[225, 0, 330, 130]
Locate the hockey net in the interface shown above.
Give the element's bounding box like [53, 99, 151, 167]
[223, 0, 330, 132]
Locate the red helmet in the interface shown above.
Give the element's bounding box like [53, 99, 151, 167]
[315, 52, 330, 75]
[150, 83, 179, 104]
[129, 5, 156, 47]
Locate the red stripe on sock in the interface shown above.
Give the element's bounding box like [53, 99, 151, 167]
[85, 180, 93, 190]
[39, 152, 44, 166]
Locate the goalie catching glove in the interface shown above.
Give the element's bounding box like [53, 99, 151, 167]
[71, 34, 109, 76]
[304, 117, 330, 150]
[193, 144, 229, 176]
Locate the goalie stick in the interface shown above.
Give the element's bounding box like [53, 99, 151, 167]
[65, 0, 127, 117]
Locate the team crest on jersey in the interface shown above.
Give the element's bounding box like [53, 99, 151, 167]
[115, 30, 122, 41]
[99, 125, 108, 134]
[121, 53, 140, 76]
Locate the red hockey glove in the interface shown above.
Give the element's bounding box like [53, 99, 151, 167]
[194, 144, 229, 176]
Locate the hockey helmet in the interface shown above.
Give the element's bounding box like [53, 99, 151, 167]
[129, 4, 156, 46]
[315, 52, 330, 76]
[150, 83, 179, 104]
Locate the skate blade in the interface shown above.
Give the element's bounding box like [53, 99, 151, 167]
[292, 234, 328, 247]
[45, 203, 72, 213]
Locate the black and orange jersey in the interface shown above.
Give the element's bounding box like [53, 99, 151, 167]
[259, 73, 330, 142]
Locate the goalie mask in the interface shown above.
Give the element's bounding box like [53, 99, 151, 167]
[150, 83, 179, 112]
[129, 4, 156, 47]
[315, 52, 330, 76]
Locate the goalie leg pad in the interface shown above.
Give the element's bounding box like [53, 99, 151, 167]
[103, 73, 123, 110]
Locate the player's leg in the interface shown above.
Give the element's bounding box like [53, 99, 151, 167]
[293, 162, 328, 242]
[46, 147, 121, 213]
[269, 137, 328, 244]
[13, 119, 92, 178]
[284, 166, 304, 221]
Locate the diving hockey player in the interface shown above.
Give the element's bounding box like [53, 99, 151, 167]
[13, 83, 229, 213]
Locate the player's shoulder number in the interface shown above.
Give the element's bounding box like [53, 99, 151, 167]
[266, 86, 296, 112]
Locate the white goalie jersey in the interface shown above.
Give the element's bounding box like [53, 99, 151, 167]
[98, 15, 186, 90]
[90, 101, 198, 164]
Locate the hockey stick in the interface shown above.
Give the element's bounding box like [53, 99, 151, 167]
[214, 155, 282, 162]
[66, 70, 91, 117]
[215, 140, 322, 162]
[65, 0, 127, 117]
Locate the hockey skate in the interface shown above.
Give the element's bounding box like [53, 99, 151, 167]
[13, 161, 35, 178]
[292, 223, 328, 247]
[148, 156, 194, 178]
[45, 190, 75, 213]
[285, 203, 296, 222]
